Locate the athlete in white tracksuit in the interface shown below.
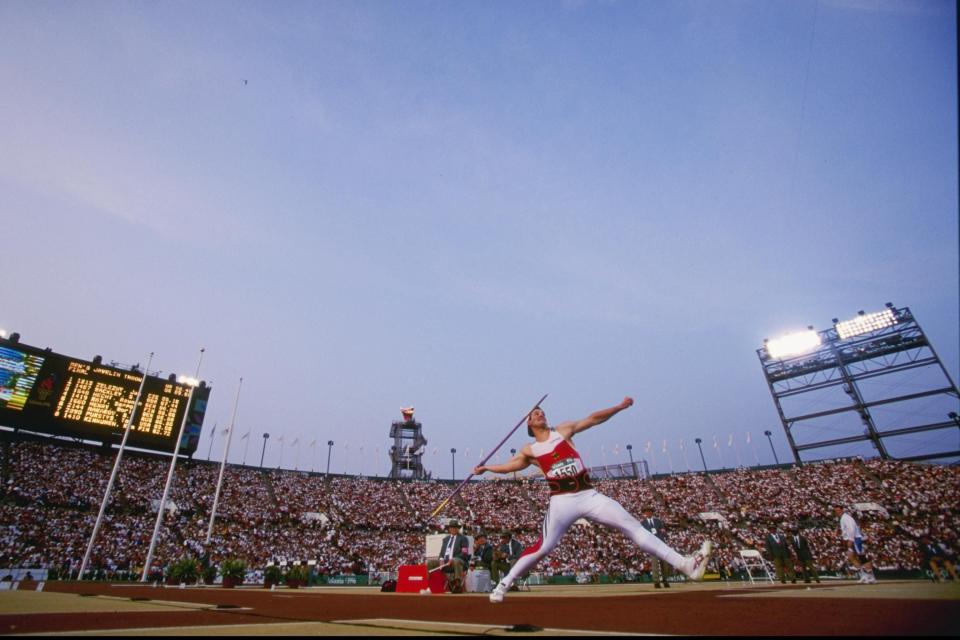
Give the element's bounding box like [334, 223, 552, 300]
[835, 505, 877, 583]
[473, 397, 713, 603]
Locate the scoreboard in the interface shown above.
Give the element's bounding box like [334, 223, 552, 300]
[0, 340, 210, 454]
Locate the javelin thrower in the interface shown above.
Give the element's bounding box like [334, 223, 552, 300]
[473, 396, 713, 603]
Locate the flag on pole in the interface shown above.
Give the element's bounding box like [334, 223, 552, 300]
[727, 434, 734, 447]
[240, 430, 250, 440]
[309, 438, 316, 448]
[644, 441, 652, 453]
[661, 440, 667, 453]
[292, 437, 300, 447]
[747, 432, 760, 467]
[713, 435, 725, 468]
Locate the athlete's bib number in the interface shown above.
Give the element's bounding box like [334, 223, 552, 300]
[549, 459, 581, 479]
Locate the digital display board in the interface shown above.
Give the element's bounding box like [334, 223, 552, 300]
[0, 340, 210, 454]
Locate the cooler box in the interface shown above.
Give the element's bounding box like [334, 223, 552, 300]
[428, 569, 448, 594]
[396, 565, 429, 593]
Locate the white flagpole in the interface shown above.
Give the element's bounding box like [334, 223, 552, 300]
[663, 440, 674, 474]
[713, 435, 725, 469]
[141, 348, 205, 582]
[79, 352, 154, 580]
[206, 377, 243, 545]
[206, 422, 217, 460]
[242, 431, 251, 466]
[679, 439, 690, 472]
[310, 439, 317, 472]
[748, 432, 760, 467]
[731, 433, 742, 468]
[277, 434, 285, 469]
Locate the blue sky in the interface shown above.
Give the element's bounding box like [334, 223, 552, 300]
[1, 0, 956, 477]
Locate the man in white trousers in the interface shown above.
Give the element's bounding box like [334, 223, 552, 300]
[473, 397, 713, 603]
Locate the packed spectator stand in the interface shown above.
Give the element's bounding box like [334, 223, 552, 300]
[1, 432, 957, 583]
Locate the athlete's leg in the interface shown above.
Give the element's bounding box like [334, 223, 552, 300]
[582, 492, 689, 569]
[497, 494, 582, 590]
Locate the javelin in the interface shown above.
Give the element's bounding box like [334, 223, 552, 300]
[429, 393, 548, 519]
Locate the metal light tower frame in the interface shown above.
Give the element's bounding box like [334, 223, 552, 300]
[758, 304, 960, 464]
[388, 408, 428, 480]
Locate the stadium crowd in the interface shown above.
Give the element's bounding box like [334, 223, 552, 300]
[1, 436, 957, 582]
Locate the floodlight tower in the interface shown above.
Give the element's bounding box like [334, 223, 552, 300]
[388, 407, 428, 479]
[758, 304, 960, 464]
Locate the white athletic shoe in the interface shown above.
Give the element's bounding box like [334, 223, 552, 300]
[684, 540, 713, 582]
[490, 582, 509, 604]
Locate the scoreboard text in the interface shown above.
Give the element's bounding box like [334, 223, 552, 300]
[0, 341, 209, 454]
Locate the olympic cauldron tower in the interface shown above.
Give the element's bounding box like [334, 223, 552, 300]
[388, 407, 430, 479]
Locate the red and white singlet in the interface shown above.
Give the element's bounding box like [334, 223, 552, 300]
[531, 430, 593, 495]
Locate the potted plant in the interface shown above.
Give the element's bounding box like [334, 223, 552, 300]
[264, 565, 282, 588]
[167, 556, 200, 586]
[285, 564, 309, 589]
[220, 559, 247, 588]
[202, 563, 218, 586]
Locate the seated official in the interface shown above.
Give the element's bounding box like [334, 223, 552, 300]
[426, 519, 471, 587]
[491, 530, 524, 585]
[471, 532, 493, 571]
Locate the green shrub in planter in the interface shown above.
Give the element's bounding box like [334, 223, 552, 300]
[285, 564, 309, 588]
[168, 556, 200, 585]
[202, 564, 218, 585]
[219, 559, 247, 588]
[264, 565, 282, 587]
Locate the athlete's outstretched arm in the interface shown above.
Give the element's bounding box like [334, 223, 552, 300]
[556, 397, 634, 438]
[474, 449, 533, 476]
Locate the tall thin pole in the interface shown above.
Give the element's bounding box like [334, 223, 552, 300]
[206, 377, 243, 545]
[765, 430, 780, 465]
[451, 448, 456, 480]
[627, 444, 637, 478]
[695, 438, 708, 472]
[206, 423, 217, 460]
[141, 348, 205, 581]
[78, 352, 154, 580]
[326, 440, 334, 477]
[260, 433, 269, 468]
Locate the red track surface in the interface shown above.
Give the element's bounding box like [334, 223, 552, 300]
[2, 581, 957, 636]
